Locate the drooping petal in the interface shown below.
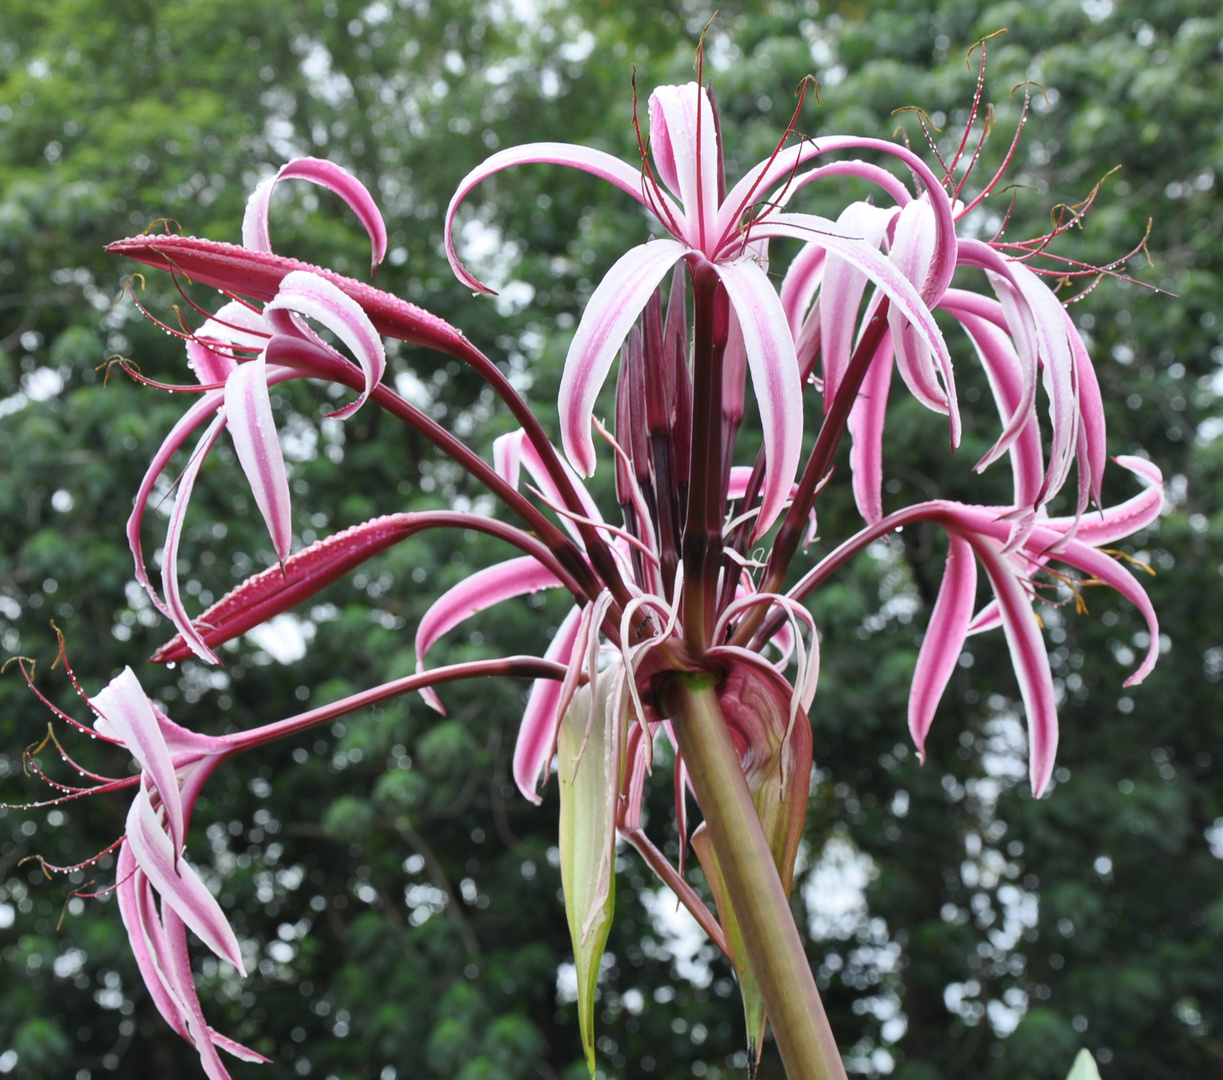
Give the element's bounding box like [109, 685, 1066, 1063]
[242, 157, 388, 273]
[559, 239, 687, 476]
[264, 269, 386, 420]
[445, 143, 676, 292]
[116, 845, 191, 1040]
[908, 535, 977, 760]
[415, 557, 566, 713]
[92, 668, 185, 853]
[714, 258, 803, 535]
[752, 212, 954, 417]
[965, 532, 1058, 797]
[224, 354, 292, 564]
[124, 788, 247, 976]
[818, 202, 894, 408]
[514, 605, 584, 803]
[162, 414, 229, 664]
[847, 327, 894, 525]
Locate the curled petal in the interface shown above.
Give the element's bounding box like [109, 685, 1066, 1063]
[242, 157, 388, 273]
[265, 269, 386, 420]
[559, 239, 687, 476]
[415, 557, 565, 713]
[445, 143, 671, 292]
[224, 354, 292, 564]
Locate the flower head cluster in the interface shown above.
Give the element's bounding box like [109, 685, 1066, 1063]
[10, 58, 1164, 1078]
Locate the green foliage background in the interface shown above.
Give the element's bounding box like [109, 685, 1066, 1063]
[0, 2, 1220, 1079]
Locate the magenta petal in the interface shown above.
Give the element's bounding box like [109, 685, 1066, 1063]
[116, 846, 191, 1039]
[163, 415, 228, 664]
[224, 354, 293, 564]
[713, 259, 803, 535]
[445, 143, 669, 292]
[819, 202, 894, 408]
[648, 84, 720, 249]
[92, 668, 185, 853]
[265, 269, 386, 419]
[909, 535, 977, 761]
[967, 534, 1058, 797]
[243, 157, 388, 272]
[128, 389, 226, 618]
[847, 326, 894, 525]
[125, 790, 247, 976]
[559, 239, 687, 476]
[415, 557, 565, 713]
[514, 605, 584, 803]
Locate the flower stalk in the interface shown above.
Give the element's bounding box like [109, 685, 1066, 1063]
[665, 672, 845, 1080]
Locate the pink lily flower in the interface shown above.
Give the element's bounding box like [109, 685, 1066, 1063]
[14, 653, 563, 1079]
[445, 79, 960, 533]
[100, 58, 1164, 1075]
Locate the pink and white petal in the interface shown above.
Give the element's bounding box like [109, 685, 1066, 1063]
[559, 239, 687, 476]
[951, 307, 1044, 512]
[224, 354, 293, 564]
[1051, 541, 1160, 685]
[649, 84, 720, 248]
[128, 389, 227, 617]
[116, 847, 191, 1039]
[514, 605, 584, 803]
[714, 258, 803, 536]
[819, 202, 894, 409]
[1068, 312, 1107, 508]
[847, 327, 894, 525]
[1050, 455, 1164, 544]
[779, 242, 826, 333]
[162, 414, 229, 664]
[719, 136, 956, 291]
[265, 269, 386, 419]
[415, 556, 565, 713]
[754, 212, 953, 394]
[493, 430, 525, 491]
[908, 535, 977, 761]
[967, 534, 1058, 797]
[158, 908, 265, 1078]
[125, 789, 247, 977]
[92, 668, 185, 852]
[446, 144, 674, 292]
[243, 157, 387, 272]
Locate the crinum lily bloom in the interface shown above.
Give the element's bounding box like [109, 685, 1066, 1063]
[96, 62, 1165, 1080]
[12, 651, 559, 1080]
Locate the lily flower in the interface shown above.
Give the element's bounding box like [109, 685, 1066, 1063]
[99, 60, 1165, 1080]
[12, 653, 562, 1080]
[445, 79, 961, 533]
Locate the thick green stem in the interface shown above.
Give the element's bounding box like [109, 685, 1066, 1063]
[667, 673, 846, 1080]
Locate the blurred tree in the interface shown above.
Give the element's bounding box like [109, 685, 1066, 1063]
[1, 2, 1220, 1080]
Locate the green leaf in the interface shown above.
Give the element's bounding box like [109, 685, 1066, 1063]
[557, 670, 626, 1076]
